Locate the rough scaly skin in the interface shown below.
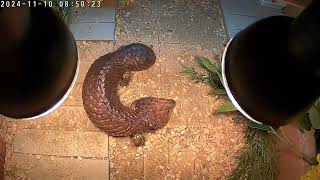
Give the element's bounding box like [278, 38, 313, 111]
[82, 43, 176, 146]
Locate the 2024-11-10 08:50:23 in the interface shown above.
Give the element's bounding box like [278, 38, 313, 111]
[0, 0, 102, 8]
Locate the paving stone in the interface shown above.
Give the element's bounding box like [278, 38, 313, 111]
[119, 72, 162, 108]
[69, 6, 116, 40]
[159, 75, 189, 128]
[78, 131, 108, 157]
[224, 14, 260, 30]
[157, 43, 219, 128]
[221, 0, 282, 17]
[227, 28, 241, 39]
[221, 0, 284, 41]
[115, 0, 160, 45]
[191, 126, 244, 179]
[144, 129, 169, 179]
[13, 130, 108, 158]
[15, 106, 94, 131]
[5, 154, 109, 180]
[76, 41, 114, 62]
[13, 129, 78, 157]
[158, 43, 183, 79]
[109, 137, 144, 180]
[158, 43, 202, 74]
[118, 73, 144, 106]
[63, 83, 83, 106]
[71, 7, 115, 23]
[155, 1, 180, 44]
[70, 23, 115, 40]
[156, 0, 226, 49]
[167, 128, 195, 179]
[77, 60, 95, 83]
[159, 73, 215, 128]
[134, 65, 161, 95]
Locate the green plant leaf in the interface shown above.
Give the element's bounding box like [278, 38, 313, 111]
[181, 65, 207, 83]
[248, 121, 273, 132]
[309, 105, 320, 129]
[198, 57, 216, 71]
[198, 57, 224, 87]
[217, 101, 238, 112]
[297, 113, 312, 131]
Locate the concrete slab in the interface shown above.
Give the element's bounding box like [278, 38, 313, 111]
[220, 0, 284, 39]
[71, 8, 115, 23]
[63, 83, 83, 106]
[6, 154, 109, 180]
[69, 7, 116, 40]
[109, 137, 144, 180]
[228, 29, 241, 38]
[144, 130, 169, 179]
[78, 131, 109, 157]
[70, 23, 115, 40]
[13, 129, 108, 158]
[76, 41, 114, 62]
[224, 14, 260, 30]
[167, 128, 194, 179]
[221, 0, 282, 17]
[15, 106, 92, 132]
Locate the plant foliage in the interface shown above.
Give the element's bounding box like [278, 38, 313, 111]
[182, 57, 226, 95]
[248, 121, 273, 132]
[198, 57, 225, 91]
[181, 65, 207, 83]
[181, 56, 279, 179]
[298, 100, 320, 130]
[228, 128, 278, 180]
[216, 101, 238, 113]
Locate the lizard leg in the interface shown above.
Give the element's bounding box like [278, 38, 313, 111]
[119, 72, 133, 87]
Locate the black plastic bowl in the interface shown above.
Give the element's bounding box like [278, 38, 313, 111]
[222, 15, 319, 127]
[0, 3, 78, 119]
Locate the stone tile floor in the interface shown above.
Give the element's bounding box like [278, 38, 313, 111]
[0, 0, 248, 179]
[70, 7, 116, 40]
[220, 0, 283, 38]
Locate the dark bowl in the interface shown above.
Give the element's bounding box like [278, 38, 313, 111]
[0, 3, 78, 119]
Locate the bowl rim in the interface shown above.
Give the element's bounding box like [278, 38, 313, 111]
[1, 57, 80, 120]
[24, 59, 80, 120]
[221, 38, 263, 125]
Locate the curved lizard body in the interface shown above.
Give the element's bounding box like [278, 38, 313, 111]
[82, 43, 175, 146]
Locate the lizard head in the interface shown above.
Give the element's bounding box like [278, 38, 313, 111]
[131, 97, 176, 131]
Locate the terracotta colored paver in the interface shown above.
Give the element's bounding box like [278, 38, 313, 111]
[5, 154, 109, 179]
[109, 137, 144, 180]
[13, 130, 108, 157]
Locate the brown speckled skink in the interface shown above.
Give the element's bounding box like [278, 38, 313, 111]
[82, 43, 175, 146]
